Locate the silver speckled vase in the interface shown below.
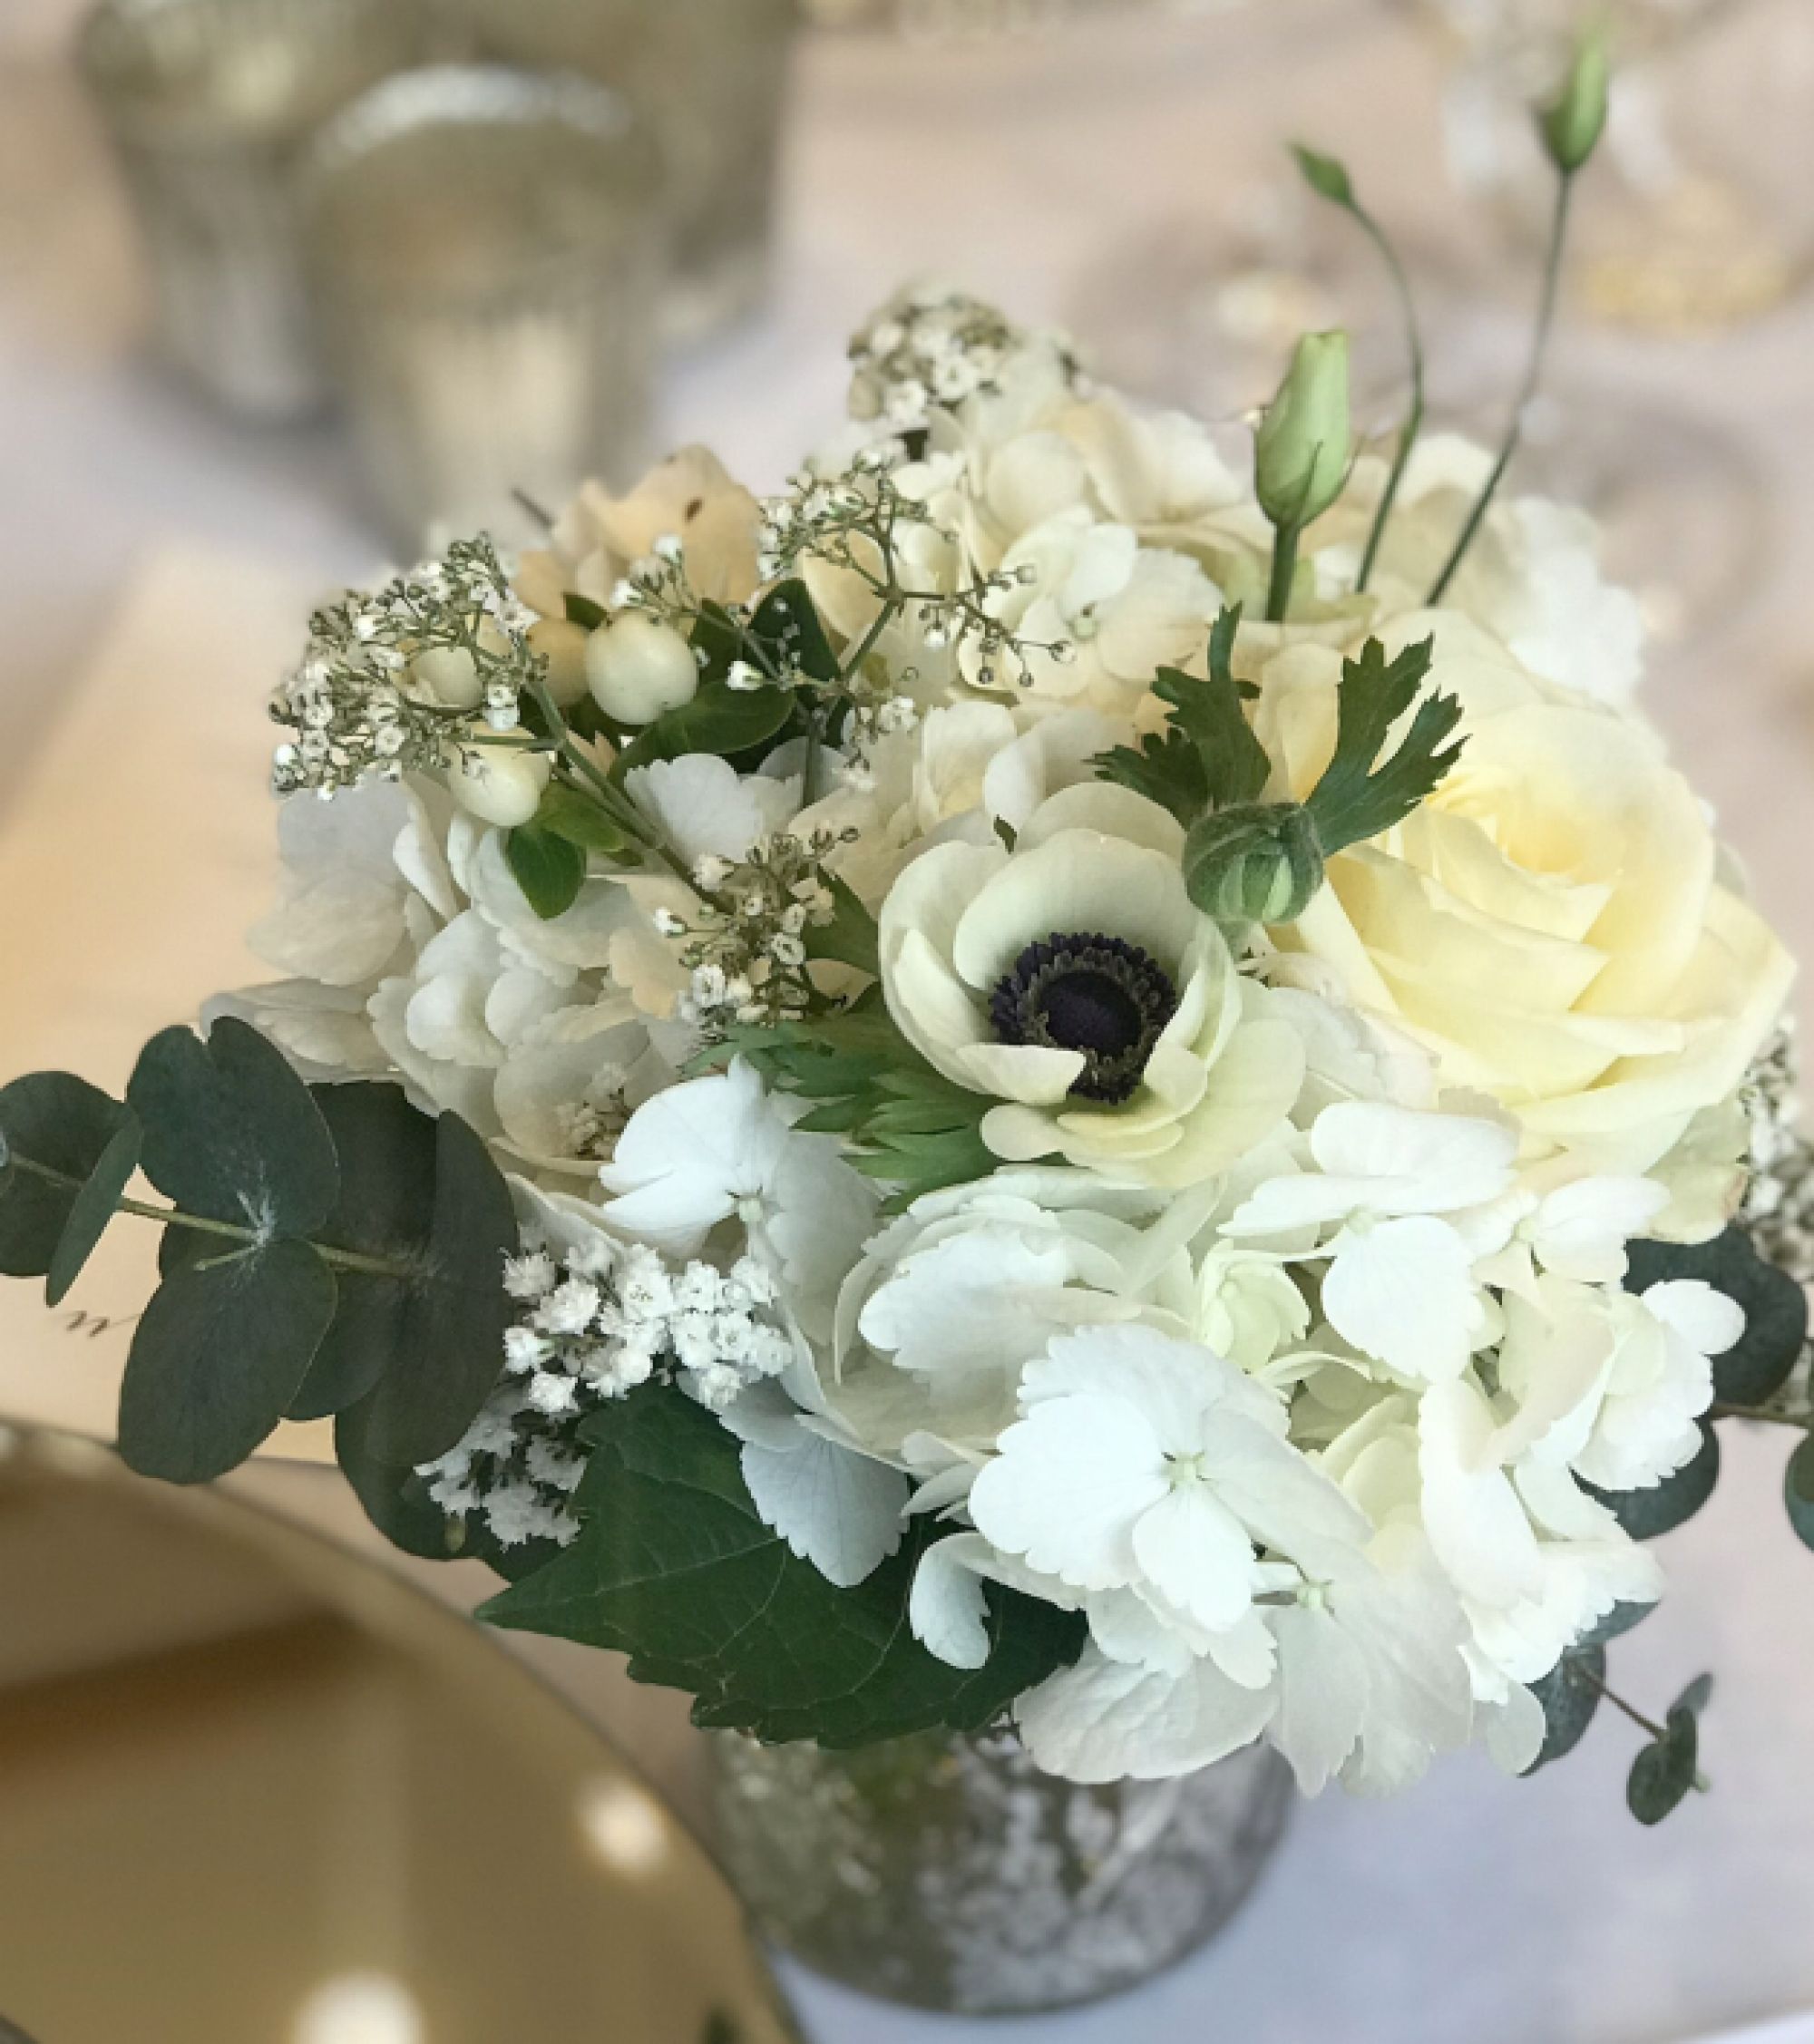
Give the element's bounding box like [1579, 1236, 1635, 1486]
[710, 1728, 1292, 2017]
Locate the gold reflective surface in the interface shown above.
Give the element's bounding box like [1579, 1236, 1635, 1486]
[0, 1427, 800, 2044]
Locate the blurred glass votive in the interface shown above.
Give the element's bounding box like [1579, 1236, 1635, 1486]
[298, 65, 663, 556]
[452, 0, 798, 343]
[76, 0, 433, 419]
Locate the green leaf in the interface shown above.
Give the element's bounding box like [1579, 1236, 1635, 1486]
[1627, 1704, 1699, 1826]
[1625, 1229, 1808, 1407]
[752, 579, 839, 686]
[1784, 1433, 1814, 1551]
[117, 1239, 336, 1484]
[0, 1075, 138, 1279]
[1576, 1600, 1657, 1650]
[534, 784, 632, 859]
[1093, 608, 1268, 827]
[1303, 636, 1465, 854]
[803, 874, 882, 980]
[1526, 1644, 1604, 1772]
[1673, 1672, 1714, 1718]
[481, 1387, 1084, 1745]
[127, 1018, 337, 1236]
[1588, 1422, 1721, 1541]
[347, 1105, 517, 1467]
[564, 591, 608, 630]
[1292, 141, 1356, 209]
[506, 823, 587, 920]
[45, 1120, 142, 1308]
[614, 680, 796, 781]
[335, 1393, 469, 1562]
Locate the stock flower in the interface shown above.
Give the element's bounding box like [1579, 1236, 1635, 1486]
[1258, 620, 1795, 1190]
[877, 785, 1305, 1187]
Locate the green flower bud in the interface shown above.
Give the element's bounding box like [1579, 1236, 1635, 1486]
[1541, 24, 1611, 176]
[1183, 802, 1325, 929]
[1254, 331, 1353, 532]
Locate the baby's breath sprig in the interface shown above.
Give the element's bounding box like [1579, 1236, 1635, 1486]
[657, 830, 855, 1037]
[849, 284, 1084, 436]
[271, 537, 544, 799]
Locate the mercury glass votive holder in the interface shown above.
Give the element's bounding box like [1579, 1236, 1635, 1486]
[76, 0, 434, 419]
[453, 0, 798, 342]
[298, 65, 664, 557]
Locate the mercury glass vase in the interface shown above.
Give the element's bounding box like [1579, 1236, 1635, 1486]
[710, 1728, 1292, 2017]
[298, 65, 663, 555]
[451, 0, 798, 342]
[76, 0, 434, 419]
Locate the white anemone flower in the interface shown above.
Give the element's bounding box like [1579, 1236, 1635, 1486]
[878, 785, 1306, 1189]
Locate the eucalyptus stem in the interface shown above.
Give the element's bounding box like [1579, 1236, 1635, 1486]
[1710, 1402, 1811, 1430]
[1428, 170, 1576, 607]
[7, 1155, 416, 1283]
[1579, 1667, 1711, 1794]
[1355, 216, 1426, 594]
[1266, 524, 1302, 624]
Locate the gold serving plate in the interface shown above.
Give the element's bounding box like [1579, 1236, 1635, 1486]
[0, 1426, 801, 2044]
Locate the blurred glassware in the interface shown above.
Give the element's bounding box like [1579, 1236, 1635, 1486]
[298, 65, 662, 558]
[449, 0, 797, 344]
[1405, 0, 1814, 334]
[75, 0, 436, 420]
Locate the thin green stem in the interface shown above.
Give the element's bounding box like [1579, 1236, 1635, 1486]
[9, 1156, 415, 1283]
[1266, 524, 1302, 624]
[1428, 170, 1576, 606]
[1354, 212, 1427, 595]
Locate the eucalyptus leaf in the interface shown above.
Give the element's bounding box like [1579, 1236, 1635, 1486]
[0, 1074, 136, 1279]
[44, 1120, 142, 1308]
[1625, 1229, 1808, 1407]
[335, 1393, 470, 1562]
[481, 1387, 1084, 1747]
[1575, 1600, 1657, 1650]
[127, 1018, 337, 1236]
[1526, 1645, 1605, 1771]
[1783, 1433, 1814, 1551]
[1627, 1705, 1699, 1826]
[1588, 1423, 1720, 1541]
[506, 824, 587, 921]
[118, 1239, 336, 1484]
[1673, 1672, 1714, 1718]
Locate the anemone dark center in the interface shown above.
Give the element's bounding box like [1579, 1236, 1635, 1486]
[990, 931, 1179, 1105]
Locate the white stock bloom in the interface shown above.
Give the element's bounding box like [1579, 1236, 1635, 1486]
[878, 784, 1306, 1188]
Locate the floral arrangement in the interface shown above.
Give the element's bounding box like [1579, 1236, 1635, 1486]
[3, 40, 1810, 1826]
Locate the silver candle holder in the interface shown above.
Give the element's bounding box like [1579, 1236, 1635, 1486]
[298, 65, 664, 556]
[450, 0, 798, 342]
[76, 0, 434, 420]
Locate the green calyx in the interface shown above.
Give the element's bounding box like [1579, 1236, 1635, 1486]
[1183, 801, 1325, 929]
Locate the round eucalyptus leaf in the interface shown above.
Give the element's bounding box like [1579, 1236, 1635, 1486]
[44, 1119, 142, 1307]
[1784, 1433, 1814, 1552]
[1627, 1707, 1699, 1826]
[1526, 1645, 1606, 1772]
[1588, 1423, 1720, 1541]
[0, 1073, 134, 1279]
[127, 1018, 337, 1236]
[335, 1394, 468, 1562]
[1625, 1228, 1808, 1407]
[118, 1239, 336, 1484]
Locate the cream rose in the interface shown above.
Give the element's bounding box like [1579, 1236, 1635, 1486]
[877, 785, 1306, 1187]
[1257, 617, 1794, 1193]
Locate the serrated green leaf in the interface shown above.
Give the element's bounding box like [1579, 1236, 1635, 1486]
[534, 784, 632, 859]
[1303, 636, 1465, 854]
[613, 680, 796, 780]
[804, 874, 881, 980]
[480, 1387, 1084, 1745]
[1626, 1229, 1808, 1407]
[1784, 1433, 1814, 1551]
[1627, 1706, 1699, 1825]
[506, 823, 587, 920]
[1292, 141, 1356, 209]
[1093, 608, 1268, 826]
[0, 1075, 138, 1280]
[1526, 1644, 1605, 1771]
[45, 1120, 142, 1308]
[127, 1018, 337, 1237]
[118, 1239, 336, 1484]
[348, 1106, 517, 1466]
[1589, 1423, 1721, 1541]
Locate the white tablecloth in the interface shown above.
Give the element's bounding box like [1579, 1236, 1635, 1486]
[5, 5, 1814, 2040]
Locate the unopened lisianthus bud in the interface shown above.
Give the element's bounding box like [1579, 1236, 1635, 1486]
[1254, 331, 1352, 532]
[447, 731, 551, 828]
[586, 613, 699, 726]
[1541, 24, 1611, 176]
[1183, 801, 1325, 927]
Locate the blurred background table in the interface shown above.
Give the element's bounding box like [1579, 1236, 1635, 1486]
[5, 2, 1814, 2040]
